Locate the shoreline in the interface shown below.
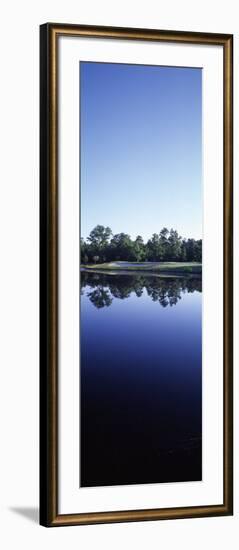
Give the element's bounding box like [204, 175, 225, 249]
[81, 264, 202, 278]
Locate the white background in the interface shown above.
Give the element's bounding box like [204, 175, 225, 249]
[0, 0, 238, 548]
[59, 37, 223, 513]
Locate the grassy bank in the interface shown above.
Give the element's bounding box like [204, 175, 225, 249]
[81, 261, 202, 275]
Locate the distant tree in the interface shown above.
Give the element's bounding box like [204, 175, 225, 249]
[133, 235, 145, 261]
[194, 239, 202, 262]
[87, 225, 112, 248]
[159, 228, 170, 260]
[185, 239, 197, 261]
[180, 240, 187, 261]
[146, 233, 161, 261]
[82, 225, 202, 264]
[80, 238, 87, 263]
[93, 255, 100, 264]
[168, 229, 182, 261]
[110, 233, 135, 261]
[86, 225, 112, 263]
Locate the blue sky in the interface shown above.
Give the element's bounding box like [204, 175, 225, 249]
[80, 62, 202, 241]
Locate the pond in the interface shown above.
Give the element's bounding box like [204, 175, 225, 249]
[80, 271, 202, 487]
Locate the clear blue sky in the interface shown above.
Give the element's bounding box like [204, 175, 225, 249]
[80, 62, 202, 241]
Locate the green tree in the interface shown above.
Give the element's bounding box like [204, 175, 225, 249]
[80, 237, 87, 263]
[110, 233, 134, 261]
[87, 225, 112, 248]
[180, 239, 187, 261]
[168, 229, 182, 260]
[82, 225, 202, 264]
[185, 239, 197, 261]
[159, 227, 169, 260]
[133, 235, 145, 261]
[87, 225, 112, 263]
[146, 233, 162, 261]
[194, 239, 202, 262]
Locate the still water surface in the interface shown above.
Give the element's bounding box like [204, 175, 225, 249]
[80, 271, 202, 487]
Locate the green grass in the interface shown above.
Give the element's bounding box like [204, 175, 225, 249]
[81, 261, 202, 275]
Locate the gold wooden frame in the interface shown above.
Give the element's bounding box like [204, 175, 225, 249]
[40, 23, 233, 527]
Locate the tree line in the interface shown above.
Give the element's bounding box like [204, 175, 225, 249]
[81, 225, 202, 264]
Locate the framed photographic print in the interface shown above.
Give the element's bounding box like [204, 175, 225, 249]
[40, 23, 233, 526]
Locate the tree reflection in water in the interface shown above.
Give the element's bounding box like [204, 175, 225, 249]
[81, 271, 202, 309]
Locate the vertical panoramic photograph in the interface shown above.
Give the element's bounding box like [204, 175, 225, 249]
[80, 61, 202, 487]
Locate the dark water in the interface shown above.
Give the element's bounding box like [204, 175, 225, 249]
[80, 271, 202, 487]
